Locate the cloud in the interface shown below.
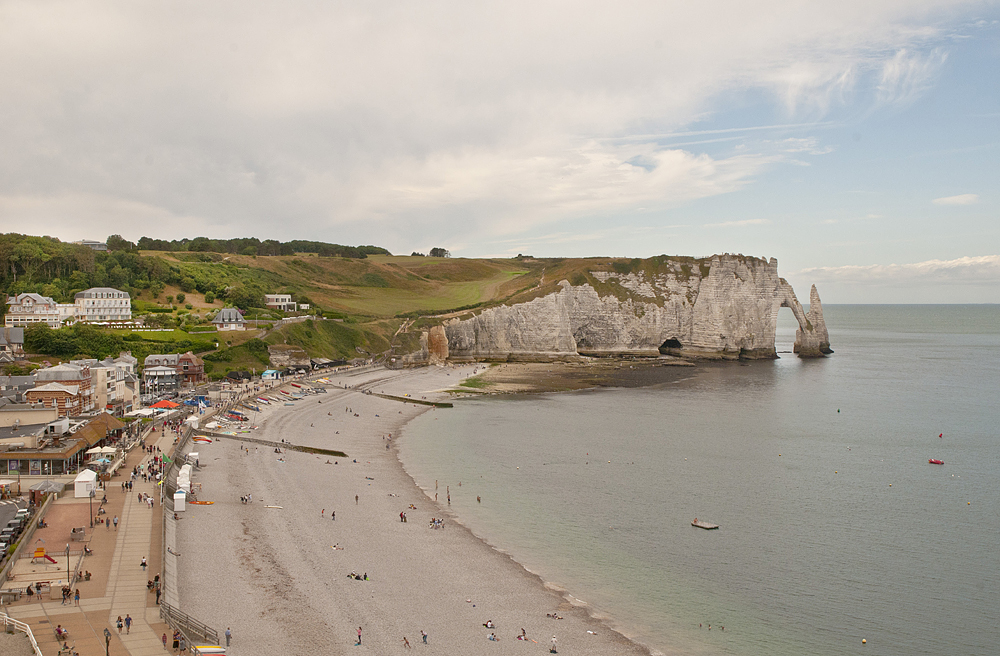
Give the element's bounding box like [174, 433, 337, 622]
[795, 255, 1000, 285]
[932, 193, 979, 205]
[704, 218, 771, 228]
[0, 1, 979, 251]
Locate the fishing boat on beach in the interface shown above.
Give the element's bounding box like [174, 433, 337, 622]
[692, 519, 719, 530]
[928, 458, 944, 465]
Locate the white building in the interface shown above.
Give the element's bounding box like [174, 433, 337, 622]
[5, 293, 61, 327]
[264, 294, 297, 312]
[74, 288, 132, 322]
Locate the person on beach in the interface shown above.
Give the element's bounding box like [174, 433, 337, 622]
[402, 636, 411, 648]
[225, 627, 231, 647]
[421, 630, 427, 644]
[550, 635, 558, 652]
[356, 626, 362, 645]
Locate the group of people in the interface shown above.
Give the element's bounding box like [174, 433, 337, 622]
[429, 517, 445, 529]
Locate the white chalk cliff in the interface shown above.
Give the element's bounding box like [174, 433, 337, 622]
[408, 254, 831, 363]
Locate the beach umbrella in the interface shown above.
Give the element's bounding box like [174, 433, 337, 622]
[100, 446, 118, 454]
[85, 447, 102, 455]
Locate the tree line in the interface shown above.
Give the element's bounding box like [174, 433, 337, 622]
[128, 236, 389, 259]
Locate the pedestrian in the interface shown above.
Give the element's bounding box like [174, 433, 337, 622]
[355, 494, 358, 505]
[125, 614, 132, 634]
[225, 627, 231, 647]
[178, 635, 186, 653]
[331, 510, 335, 521]
[74, 589, 80, 606]
[172, 630, 180, 652]
[162, 633, 168, 650]
[141, 556, 147, 571]
[551, 635, 558, 653]
[402, 636, 411, 648]
[106, 515, 111, 530]
[421, 630, 427, 644]
[113, 515, 119, 530]
[117, 616, 124, 634]
[155, 588, 161, 605]
[25, 585, 33, 601]
[356, 626, 362, 645]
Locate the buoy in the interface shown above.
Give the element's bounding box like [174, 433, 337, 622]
[968, 502, 971, 505]
[888, 484, 891, 487]
[835, 471, 838, 474]
[862, 638, 866, 644]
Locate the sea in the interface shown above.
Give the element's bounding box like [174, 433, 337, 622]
[398, 305, 1000, 656]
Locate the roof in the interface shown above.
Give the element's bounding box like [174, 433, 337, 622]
[144, 354, 179, 366]
[36, 363, 88, 381]
[74, 287, 130, 299]
[0, 327, 24, 345]
[7, 293, 56, 306]
[74, 469, 98, 482]
[28, 382, 80, 395]
[212, 308, 245, 324]
[89, 412, 125, 432]
[150, 400, 181, 409]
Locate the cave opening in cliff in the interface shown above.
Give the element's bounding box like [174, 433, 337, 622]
[659, 338, 683, 353]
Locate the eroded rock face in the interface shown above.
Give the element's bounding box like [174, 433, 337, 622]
[407, 254, 830, 363]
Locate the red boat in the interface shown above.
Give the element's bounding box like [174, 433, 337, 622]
[928, 459, 944, 465]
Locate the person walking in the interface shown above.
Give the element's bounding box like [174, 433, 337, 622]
[113, 515, 119, 530]
[356, 626, 362, 645]
[162, 633, 168, 650]
[550, 635, 558, 653]
[225, 627, 231, 647]
[117, 616, 124, 634]
[141, 556, 147, 571]
[125, 614, 132, 634]
[421, 630, 427, 644]
[355, 494, 359, 505]
[74, 589, 80, 606]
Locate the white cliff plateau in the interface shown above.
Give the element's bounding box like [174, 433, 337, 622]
[407, 254, 832, 363]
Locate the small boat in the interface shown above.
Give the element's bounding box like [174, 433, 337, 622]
[928, 459, 944, 465]
[692, 519, 719, 530]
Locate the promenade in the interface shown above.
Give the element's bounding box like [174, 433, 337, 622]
[4, 427, 177, 656]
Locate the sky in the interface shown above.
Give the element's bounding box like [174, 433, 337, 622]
[0, 1, 997, 303]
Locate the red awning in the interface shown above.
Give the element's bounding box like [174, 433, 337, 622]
[150, 400, 181, 409]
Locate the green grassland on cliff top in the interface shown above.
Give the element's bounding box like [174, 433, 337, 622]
[3, 232, 741, 374]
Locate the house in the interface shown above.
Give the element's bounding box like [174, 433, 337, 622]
[0, 412, 124, 476]
[75, 357, 127, 415]
[265, 294, 297, 312]
[0, 327, 25, 359]
[74, 287, 132, 322]
[5, 293, 61, 328]
[143, 366, 178, 391]
[143, 351, 205, 388]
[34, 363, 93, 413]
[71, 239, 108, 251]
[0, 375, 37, 403]
[26, 382, 84, 416]
[212, 307, 246, 331]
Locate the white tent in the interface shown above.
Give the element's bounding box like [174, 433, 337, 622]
[85, 447, 103, 455]
[74, 469, 98, 498]
[100, 446, 117, 455]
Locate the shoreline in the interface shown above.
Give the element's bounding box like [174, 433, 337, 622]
[447, 358, 696, 395]
[173, 365, 660, 655]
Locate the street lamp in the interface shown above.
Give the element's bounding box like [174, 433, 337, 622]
[89, 489, 95, 528]
[104, 627, 111, 656]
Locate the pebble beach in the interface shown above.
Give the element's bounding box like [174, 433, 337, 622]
[173, 365, 654, 656]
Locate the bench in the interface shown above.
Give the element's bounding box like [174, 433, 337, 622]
[70, 527, 87, 541]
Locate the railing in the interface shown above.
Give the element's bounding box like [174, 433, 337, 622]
[1, 611, 44, 656]
[0, 493, 55, 589]
[159, 601, 219, 646]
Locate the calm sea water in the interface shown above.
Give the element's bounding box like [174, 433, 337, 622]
[398, 305, 1000, 656]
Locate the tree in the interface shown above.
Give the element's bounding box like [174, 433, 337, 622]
[176, 293, 186, 304]
[429, 248, 450, 258]
[411, 252, 425, 257]
[204, 291, 215, 303]
[106, 234, 135, 251]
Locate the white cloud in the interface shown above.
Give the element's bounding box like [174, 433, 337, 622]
[0, 0, 979, 250]
[932, 193, 979, 205]
[795, 255, 1000, 285]
[704, 218, 771, 228]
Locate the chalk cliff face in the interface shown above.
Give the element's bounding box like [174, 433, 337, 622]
[408, 254, 830, 363]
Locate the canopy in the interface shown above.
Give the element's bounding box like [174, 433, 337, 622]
[150, 400, 181, 409]
[0, 479, 17, 486]
[100, 446, 117, 454]
[85, 447, 103, 455]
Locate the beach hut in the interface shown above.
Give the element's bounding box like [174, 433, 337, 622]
[74, 469, 98, 498]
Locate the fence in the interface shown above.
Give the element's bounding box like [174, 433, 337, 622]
[0, 493, 56, 589]
[0, 612, 43, 656]
[159, 601, 219, 646]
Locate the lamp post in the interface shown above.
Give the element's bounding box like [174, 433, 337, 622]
[89, 489, 95, 528]
[104, 627, 111, 656]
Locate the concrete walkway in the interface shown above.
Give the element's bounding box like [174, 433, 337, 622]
[6, 427, 175, 656]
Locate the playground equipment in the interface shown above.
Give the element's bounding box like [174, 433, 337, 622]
[32, 545, 57, 564]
